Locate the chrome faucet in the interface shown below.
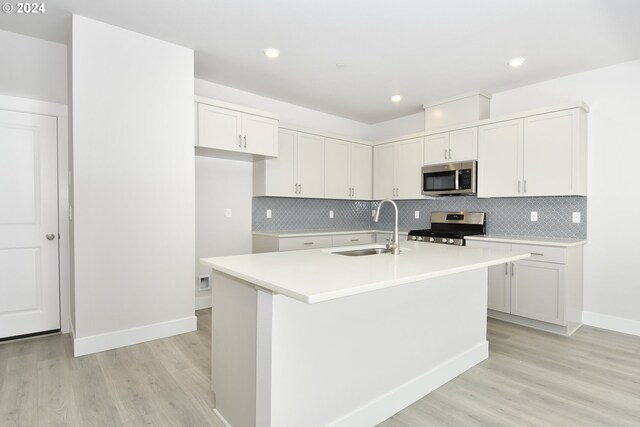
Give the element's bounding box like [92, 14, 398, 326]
[374, 199, 400, 255]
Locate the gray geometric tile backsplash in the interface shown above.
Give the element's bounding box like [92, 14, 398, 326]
[253, 196, 587, 239]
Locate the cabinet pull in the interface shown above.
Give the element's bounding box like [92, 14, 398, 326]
[505, 263, 508, 275]
[523, 180, 527, 193]
[444, 149, 448, 160]
[303, 242, 314, 245]
[294, 183, 299, 194]
[238, 135, 242, 147]
[243, 135, 247, 148]
[299, 184, 302, 194]
[510, 263, 515, 276]
[350, 239, 359, 242]
[517, 180, 521, 193]
[448, 148, 452, 159]
[530, 252, 544, 256]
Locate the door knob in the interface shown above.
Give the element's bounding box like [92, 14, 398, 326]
[46, 233, 56, 240]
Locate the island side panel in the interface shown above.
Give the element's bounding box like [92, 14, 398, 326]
[267, 268, 489, 427]
[211, 271, 258, 427]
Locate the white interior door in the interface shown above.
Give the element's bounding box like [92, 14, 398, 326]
[0, 110, 59, 339]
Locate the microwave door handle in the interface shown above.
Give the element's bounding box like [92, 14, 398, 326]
[455, 170, 460, 190]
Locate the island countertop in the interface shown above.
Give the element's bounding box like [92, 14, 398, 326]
[200, 241, 530, 304]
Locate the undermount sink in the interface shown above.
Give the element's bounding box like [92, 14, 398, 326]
[333, 248, 398, 256]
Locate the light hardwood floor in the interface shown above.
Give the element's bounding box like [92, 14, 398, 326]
[1, 310, 639, 426]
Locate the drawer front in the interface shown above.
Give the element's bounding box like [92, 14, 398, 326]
[511, 244, 565, 264]
[332, 233, 374, 247]
[278, 236, 333, 251]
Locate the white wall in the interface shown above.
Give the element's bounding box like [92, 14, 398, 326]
[71, 15, 196, 355]
[195, 155, 252, 309]
[195, 79, 371, 140]
[0, 29, 67, 103]
[368, 111, 425, 141]
[488, 60, 640, 334]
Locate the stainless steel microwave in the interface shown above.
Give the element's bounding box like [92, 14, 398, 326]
[421, 161, 477, 196]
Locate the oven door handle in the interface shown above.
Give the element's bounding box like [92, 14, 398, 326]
[455, 170, 460, 190]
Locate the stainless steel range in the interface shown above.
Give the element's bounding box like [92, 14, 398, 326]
[408, 212, 486, 246]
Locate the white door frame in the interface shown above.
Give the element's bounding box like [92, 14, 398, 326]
[0, 94, 70, 334]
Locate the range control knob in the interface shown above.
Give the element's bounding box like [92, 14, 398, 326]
[417, 236, 424, 241]
[429, 237, 435, 242]
[409, 235, 416, 241]
[448, 239, 455, 244]
[441, 238, 447, 243]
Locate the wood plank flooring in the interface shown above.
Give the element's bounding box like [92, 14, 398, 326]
[1, 310, 639, 426]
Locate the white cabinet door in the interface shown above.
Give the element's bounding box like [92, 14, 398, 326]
[297, 133, 324, 198]
[395, 137, 424, 199]
[242, 114, 278, 156]
[511, 260, 565, 325]
[523, 110, 578, 196]
[423, 132, 449, 165]
[350, 143, 372, 200]
[198, 104, 242, 152]
[324, 138, 351, 199]
[488, 263, 511, 313]
[477, 119, 524, 198]
[262, 129, 297, 197]
[373, 144, 395, 200]
[449, 127, 478, 162]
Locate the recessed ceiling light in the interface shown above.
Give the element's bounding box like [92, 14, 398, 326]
[264, 48, 280, 59]
[391, 95, 403, 103]
[508, 57, 526, 67]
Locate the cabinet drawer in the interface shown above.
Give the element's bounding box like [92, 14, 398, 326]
[465, 241, 511, 251]
[332, 233, 374, 247]
[512, 244, 565, 264]
[278, 236, 333, 251]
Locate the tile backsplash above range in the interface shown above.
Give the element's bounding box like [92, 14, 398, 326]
[252, 196, 587, 239]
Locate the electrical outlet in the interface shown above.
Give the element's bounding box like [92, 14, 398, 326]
[266, 209, 272, 219]
[572, 212, 581, 223]
[329, 210, 334, 219]
[530, 211, 538, 222]
[414, 210, 420, 219]
[199, 276, 211, 291]
[225, 208, 232, 218]
[372, 209, 376, 217]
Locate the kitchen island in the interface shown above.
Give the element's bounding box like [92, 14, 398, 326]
[200, 242, 529, 427]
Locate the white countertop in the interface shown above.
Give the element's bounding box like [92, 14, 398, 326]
[200, 241, 530, 304]
[253, 229, 409, 238]
[465, 234, 587, 247]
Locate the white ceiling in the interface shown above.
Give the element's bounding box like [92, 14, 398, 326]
[2, 0, 640, 123]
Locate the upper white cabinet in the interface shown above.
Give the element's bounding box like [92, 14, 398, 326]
[254, 129, 324, 198]
[196, 98, 278, 157]
[324, 138, 372, 199]
[374, 137, 424, 200]
[424, 127, 478, 165]
[478, 108, 587, 198]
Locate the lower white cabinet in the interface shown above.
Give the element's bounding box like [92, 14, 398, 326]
[466, 239, 584, 335]
[253, 232, 375, 253]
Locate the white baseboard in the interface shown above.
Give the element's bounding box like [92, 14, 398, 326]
[582, 311, 640, 337]
[73, 316, 197, 357]
[196, 294, 212, 310]
[328, 341, 489, 427]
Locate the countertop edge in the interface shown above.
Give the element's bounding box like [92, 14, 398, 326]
[465, 235, 587, 247]
[201, 252, 531, 304]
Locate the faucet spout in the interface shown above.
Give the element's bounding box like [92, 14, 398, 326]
[373, 199, 400, 255]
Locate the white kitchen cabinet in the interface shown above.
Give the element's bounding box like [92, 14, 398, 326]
[477, 118, 524, 198]
[254, 129, 323, 198]
[466, 238, 584, 335]
[423, 128, 477, 165]
[374, 137, 424, 200]
[197, 101, 278, 156]
[324, 139, 372, 200]
[478, 108, 587, 198]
